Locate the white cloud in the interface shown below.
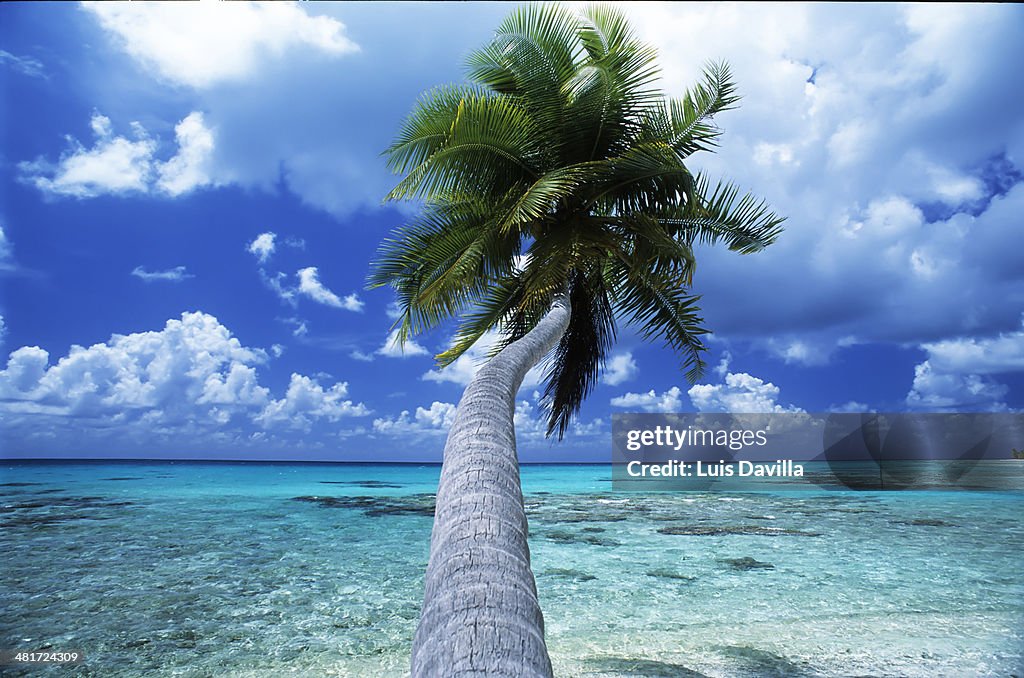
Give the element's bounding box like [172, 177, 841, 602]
[829, 400, 871, 413]
[923, 161, 986, 205]
[617, 3, 1024, 358]
[22, 112, 155, 197]
[601, 351, 638, 386]
[0, 312, 267, 419]
[687, 371, 804, 414]
[827, 119, 876, 168]
[0, 312, 368, 432]
[377, 327, 429, 358]
[349, 350, 374, 363]
[834, 196, 924, 241]
[0, 315, 6, 347]
[255, 373, 369, 430]
[905, 318, 1024, 411]
[131, 265, 193, 283]
[75, 4, 525, 218]
[260, 270, 297, 306]
[258, 266, 363, 313]
[753, 142, 797, 168]
[918, 319, 1024, 375]
[296, 267, 363, 311]
[714, 351, 732, 378]
[0, 50, 46, 79]
[270, 343, 285, 358]
[610, 386, 684, 414]
[372, 401, 456, 436]
[0, 225, 13, 270]
[766, 339, 832, 367]
[906, 361, 1008, 411]
[83, 0, 358, 89]
[20, 110, 216, 199]
[248, 232, 277, 263]
[422, 329, 545, 390]
[155, 112, 216, 195]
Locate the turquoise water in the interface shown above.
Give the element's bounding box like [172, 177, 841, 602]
[1, 461, 1022, 677]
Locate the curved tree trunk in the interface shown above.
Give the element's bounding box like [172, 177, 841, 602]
[411, 292, 570, 677]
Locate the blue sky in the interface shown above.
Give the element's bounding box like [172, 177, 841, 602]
[1, 2, 1022, 462]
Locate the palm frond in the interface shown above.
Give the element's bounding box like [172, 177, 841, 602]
[499, 162, 606, 232]
[435, 274, 527, 367]
[383, 85, 481, 174]
[590, 141, 695, 214]
[663, 173, 785, 253]
[368, 198, 519, 343]
[541, 269, 616, 438]
[615, 213, 697, 284]
[467, 4, 580, 153]
[608, 259, 708, 382]
[385, 92, 540, 201]
[663, 60, 740, 158]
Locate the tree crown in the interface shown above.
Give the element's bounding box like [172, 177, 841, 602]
[369, 4, 783, 437]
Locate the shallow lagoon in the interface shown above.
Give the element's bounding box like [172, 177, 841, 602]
[1, 461, 1022, 676]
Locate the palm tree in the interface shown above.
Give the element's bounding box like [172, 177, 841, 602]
[368, 5, 783, 675]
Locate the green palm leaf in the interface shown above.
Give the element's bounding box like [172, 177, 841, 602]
[371, 4, 783, 438]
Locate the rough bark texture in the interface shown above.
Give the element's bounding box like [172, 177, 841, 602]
[411, 293, 571, 678]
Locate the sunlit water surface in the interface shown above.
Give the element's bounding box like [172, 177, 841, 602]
[1, 461, 1021, 677]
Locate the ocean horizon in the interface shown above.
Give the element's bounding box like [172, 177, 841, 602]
[2, 459, 1022, 677]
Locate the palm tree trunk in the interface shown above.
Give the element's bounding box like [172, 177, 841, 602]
[411, 292, 570, 677]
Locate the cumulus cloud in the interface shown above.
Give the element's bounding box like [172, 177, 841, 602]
[918, 319, 1024, 375]
[155, 112, 216, 195]
[618, 3, 1024, 361]
[611, 361, 802, 415]
[906, 362, 1009, 411]
[20, 111, 216, 198]
[601, 352, 638, 386]
[0, 312, 369, 434]
[21, 112, 155, 197]
[131, 265, 193, 283]
[372, 401, 456, 436]
[296, 267, 363, 311]
[0, 312, 267, 419]
[247, 232, 276, 263]
[765, 339, 833, 367]
[610, 386, 684, 414]
[829, 400, 871, 413]
[83, 0, 358, 89]
[255, 373, 369, 430]
[688, 372, 804, 414]
[905, 318, 1024, 411]
[76, 3, 521, 217]
[377, 327, 429, 358]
